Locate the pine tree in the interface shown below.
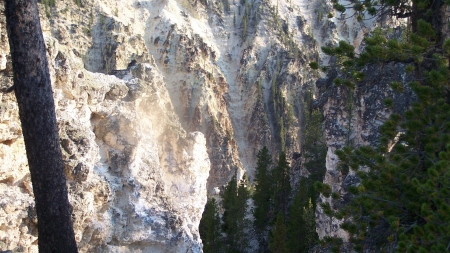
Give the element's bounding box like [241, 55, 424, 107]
[253, 146, 273, 249]
[311, 0, 450, 251]
[200, 198, 223, 253]
[272, 152, 291, 217]
[287, 179, 320, 253]
[221, 176, 251, 253]
[287, 178, 309, 252]
[326, 89, 450, 252]
[268, 212, 289, 253]
[301, 198, 318, 251]
[235, 181, 251, 252]
[222, 176, 238, 248]
[242, 3, 249, 41]
[302, 107, 327, 183]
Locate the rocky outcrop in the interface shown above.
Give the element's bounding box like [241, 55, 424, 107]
[0, 7, 209, 251]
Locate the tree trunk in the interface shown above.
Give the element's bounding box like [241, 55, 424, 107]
[4, 0, 78, 252]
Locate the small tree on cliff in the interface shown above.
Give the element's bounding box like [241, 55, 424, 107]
[311, 0, 450, 251]
[5, 0, 77, 252]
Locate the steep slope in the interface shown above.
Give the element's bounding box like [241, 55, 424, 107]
[0, 2, 210, 251]
[0, 0, 399, 251]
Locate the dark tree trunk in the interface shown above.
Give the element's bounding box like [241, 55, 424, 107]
[4, 0, 78, 252]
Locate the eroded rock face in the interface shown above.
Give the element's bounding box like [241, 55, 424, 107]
[0, 13, 209, 252]
[0, 0, 408, 250]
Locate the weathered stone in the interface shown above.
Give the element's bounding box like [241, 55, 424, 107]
[0, 0, 405, 251]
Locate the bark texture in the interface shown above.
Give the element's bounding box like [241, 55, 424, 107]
[4, 0, 78, 252]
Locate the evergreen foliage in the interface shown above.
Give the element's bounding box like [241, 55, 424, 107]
[253, 146, 273, 250]
[312, 0, 450, 251]
[223, 0, 230, 13]
[288, 179, 319, 253]
[242, 2, 249, 40]
[200, 198, 223, 253]
[40, 0, 56, 7]
[270, 60, 294, 152]
[287, 86, 325, 253]
[302, 87, 327, 183]
[253, 144, 324, 253]
[201, 148, 324, 253]
[328, 89, 450, 251]
[287, 179, 309, 252]
[221, 176, 251, 253]
[236, 0, 260, 42]
[268, 212, 289, 253]
[301, 198, 318, 251]
[272, 151, 291, 217]
[39, 0, 56, 17]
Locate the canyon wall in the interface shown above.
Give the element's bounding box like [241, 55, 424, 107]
[0, 3, 210, 251]
[0, 0, 405, 251]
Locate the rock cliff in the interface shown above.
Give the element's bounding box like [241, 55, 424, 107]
[0, 0, 405, 251]
[0, 4, 210, 251]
